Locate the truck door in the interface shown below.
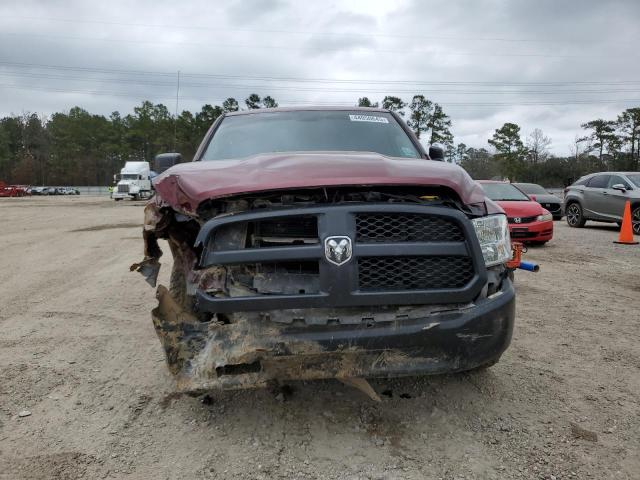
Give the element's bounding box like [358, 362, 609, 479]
[583, 174, 610, 219]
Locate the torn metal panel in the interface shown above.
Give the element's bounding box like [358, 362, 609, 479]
[153, 285, 208, 376]
[129, 257, 161, 287]
[142, 202, 170, 258]
[131, 203, 173, 287]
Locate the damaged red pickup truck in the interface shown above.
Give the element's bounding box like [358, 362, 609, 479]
[133, 107, 515, 394]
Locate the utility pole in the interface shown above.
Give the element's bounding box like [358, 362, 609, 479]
[173, 70, 180, 151]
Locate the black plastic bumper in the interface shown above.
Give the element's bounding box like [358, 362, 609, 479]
[154, 278, 515, 392]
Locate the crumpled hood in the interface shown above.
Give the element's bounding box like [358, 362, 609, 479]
[153, 152, 487, 214]
[495, 200, 545, 217]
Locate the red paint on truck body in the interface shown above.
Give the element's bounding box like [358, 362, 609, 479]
[153, 152, 492, 215]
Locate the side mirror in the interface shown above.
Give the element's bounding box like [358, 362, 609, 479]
[154, 153, 183, 174]
[428, 144, 445, 161]
[529, 194, 537, 201]
[611, 184, 627, 192]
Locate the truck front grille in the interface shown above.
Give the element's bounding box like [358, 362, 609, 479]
[356, 213, 464, 242]
[250, 216, 318, 246]
[117, 184, 129, 193]
[195, 204, 486, 313]
[358, 256, 474, 291]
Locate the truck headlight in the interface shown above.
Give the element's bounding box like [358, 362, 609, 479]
[537, 212, 552, 222]
[471, 214, 511, 267]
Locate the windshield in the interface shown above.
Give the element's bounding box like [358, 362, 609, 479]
[481, 183, 530, 201]
[121, 174, 140, 180]
[201, 110, 421, 161]
[514, 183, 547, 194]
[627, 174, 640, 188]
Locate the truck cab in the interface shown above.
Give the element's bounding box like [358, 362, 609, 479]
[112, 161, 153, 200]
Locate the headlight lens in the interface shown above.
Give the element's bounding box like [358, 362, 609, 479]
[537, 212, 553, 222]
[471, 214, 512, 266]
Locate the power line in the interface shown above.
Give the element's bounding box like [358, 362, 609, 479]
[0, 82, 350, 105]
[0, 32, 625, 60]
[5, 15, 622, 46]
[4, 70, 640, 96]
[0, 61, 177, 77]
[1, 82, 639, 108]
[0, 71, 178, 87]
[1, 60, 639, 87]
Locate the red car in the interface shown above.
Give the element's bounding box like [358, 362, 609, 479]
[478, 181, 553, 244]
[0, 182, 30, 197]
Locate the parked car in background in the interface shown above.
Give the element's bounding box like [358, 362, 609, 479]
[0, 182, 30, 197]
[513, 183, 563, 220]
[58, 187, 80, 195]
[564, 172, 640, 234]
[478, 181, 553, 244]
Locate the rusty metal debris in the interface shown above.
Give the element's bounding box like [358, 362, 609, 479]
[129, 257, 160, 287]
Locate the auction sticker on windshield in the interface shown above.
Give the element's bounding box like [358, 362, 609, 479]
[348, 114, 389, 123]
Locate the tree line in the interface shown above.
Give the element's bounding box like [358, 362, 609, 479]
[0, 94, 278, 186]
[458, 108, 640, 186]
[0, 91, 638, 187]
[361, 96, 639, 185]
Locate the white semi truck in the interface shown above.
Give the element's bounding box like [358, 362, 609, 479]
[112, 161, 154, 200]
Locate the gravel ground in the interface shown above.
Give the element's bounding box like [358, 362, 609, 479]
[1, 196, 639, 480]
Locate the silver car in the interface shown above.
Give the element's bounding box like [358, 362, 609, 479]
[564, 172, 640, 234]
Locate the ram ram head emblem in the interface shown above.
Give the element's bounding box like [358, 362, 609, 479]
[324, 236, 353, 266]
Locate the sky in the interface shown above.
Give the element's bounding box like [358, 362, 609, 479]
[1, 0, 639, 155]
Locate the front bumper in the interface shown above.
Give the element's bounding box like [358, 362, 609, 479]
[112, 192, 135, 199]
[509, 219, 553, 242]
[538, 202, 562, 218]
[152, 277, 516, 393]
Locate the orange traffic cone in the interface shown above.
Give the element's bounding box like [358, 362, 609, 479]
[614, 200, 638, 245]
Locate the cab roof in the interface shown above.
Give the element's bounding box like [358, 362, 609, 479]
[225, 106, 390, 116]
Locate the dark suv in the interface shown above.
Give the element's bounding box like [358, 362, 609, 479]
[564, 172, 640, 234]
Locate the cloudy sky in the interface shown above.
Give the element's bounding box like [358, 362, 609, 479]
[1, 0, 639, 155]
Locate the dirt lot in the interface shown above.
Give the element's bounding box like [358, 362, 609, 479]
[1, 196, 638, 480]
